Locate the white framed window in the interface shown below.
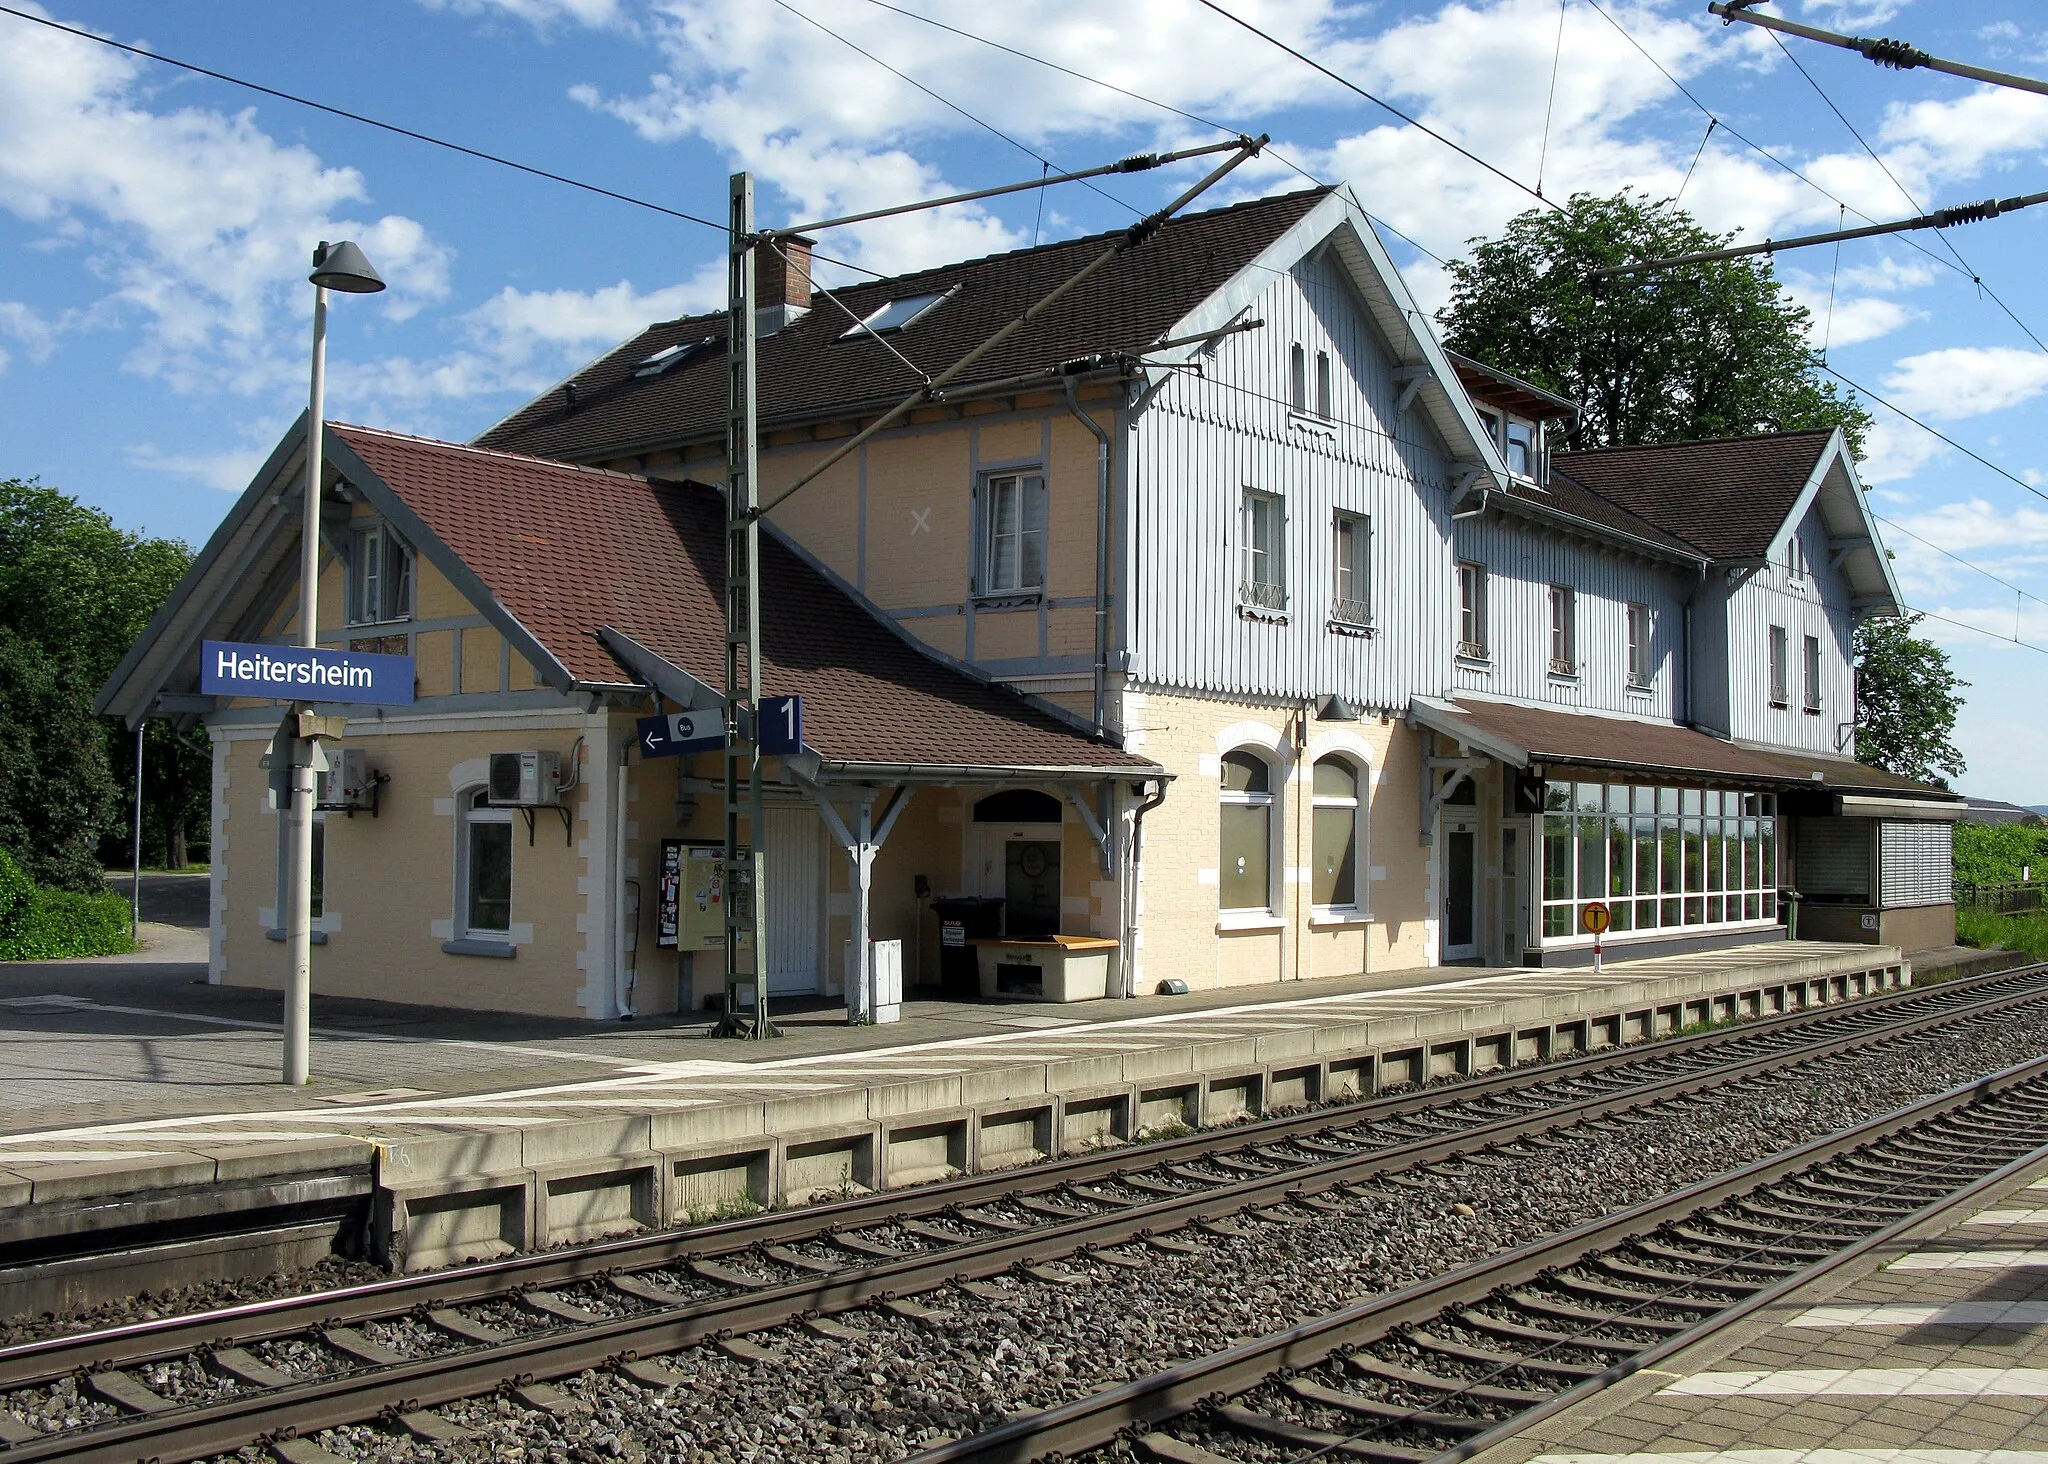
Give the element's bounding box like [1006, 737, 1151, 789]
[1505, 419, 1537, 478]
[346, 521, 414, 627]
[1803, 633, 1822, 713]
[1219, 750, 1275, 912]
[1548, 585, 1577, 675]
[1477, 407, 1503, 449]
[1540, 782, 1778, 941]
[978, 471, 1046, 596]
[1315, 349, 1333, 419]
[1769, 624, 1789, 706]
[1312, 755, 1364, 910]
[1788, 532, 1809, 583]
[1240, 488, 1286, 612]
[458, 787, 514, 937]
[1457, 561, 1488, 659]
[1288, 343, 1307, 412]
[1332, 511, 1371, 625]
[1626, 602, 1652, 688]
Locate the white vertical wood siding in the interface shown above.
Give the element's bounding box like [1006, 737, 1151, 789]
[1448, 510, 1690, 719]
[1126, 250, 1454, 707]
[1723, 508, 1858, 753]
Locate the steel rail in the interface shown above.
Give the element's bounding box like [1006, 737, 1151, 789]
[0, 960, 2026, 1388]
[4, 973, 2044, 1462]
[0, 963, 2035, 1396]
[903, 1052, 2048, 1463]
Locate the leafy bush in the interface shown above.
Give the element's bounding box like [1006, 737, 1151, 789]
[0, 885, 134, 960]
[1953, 820, 2048, 887]
[1957, 905, 2048, 962]
[0, 846, 29, 943]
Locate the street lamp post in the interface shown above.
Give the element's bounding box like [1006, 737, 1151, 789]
[282, 240, 384, 1086]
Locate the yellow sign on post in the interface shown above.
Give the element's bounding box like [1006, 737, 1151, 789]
[1580, 901, 1612, 935]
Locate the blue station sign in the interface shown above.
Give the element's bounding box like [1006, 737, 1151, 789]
[201, 639, 416, 707]
[637, 708, 724, 759]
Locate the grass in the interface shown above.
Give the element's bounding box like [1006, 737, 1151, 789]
[1957, 905, 2048, 962]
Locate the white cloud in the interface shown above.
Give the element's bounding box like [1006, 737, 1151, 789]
[1883, 346, 2048, 421]
[0, 4, 451, 394]
[1858, 416, 1950, 485]
[126, 438, 276, 493]
[0, 300, 58, 366]
[415, 0, 624, 25]
[1836, 255, 1939, 293]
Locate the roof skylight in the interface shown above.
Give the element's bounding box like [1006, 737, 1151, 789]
[839, 291, 949, 340]
[633, 337, 716, 377]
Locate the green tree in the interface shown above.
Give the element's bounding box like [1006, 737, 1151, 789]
[1437, 190, 1872, 453]
[0, 478, 200, 887]
[1855, 614, 1967, 786]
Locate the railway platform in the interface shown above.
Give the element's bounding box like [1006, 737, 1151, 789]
[0, 940, 1907, 1282]
[1475, 1147, 2048, 1464]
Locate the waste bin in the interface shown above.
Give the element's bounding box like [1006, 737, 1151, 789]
[932, 895, 1004, 998]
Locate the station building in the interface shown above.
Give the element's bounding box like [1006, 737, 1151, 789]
[96, 184, 1962, 1020]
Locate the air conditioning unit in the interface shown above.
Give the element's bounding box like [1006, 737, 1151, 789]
[333, 748, 376, 809]
[488, 750, 562, 807]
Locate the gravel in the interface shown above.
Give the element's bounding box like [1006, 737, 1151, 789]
[12, 999, 2048, 1463]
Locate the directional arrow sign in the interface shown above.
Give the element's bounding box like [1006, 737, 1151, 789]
[636, 708, 724, 759]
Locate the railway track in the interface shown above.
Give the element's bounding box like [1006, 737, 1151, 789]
[916, 1054, 2048, 1464]
[1, 963, 2044, 1463]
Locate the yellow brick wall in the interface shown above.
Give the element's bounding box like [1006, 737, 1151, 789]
[214, 719, 606, 1018]
[1119, 688, 1432, 993]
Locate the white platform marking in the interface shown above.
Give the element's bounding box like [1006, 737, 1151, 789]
[1888, 1250, 2048, 1272]
[1533, 1453, 2048, 1464]
[1662, 1367, 2048, 1396]
[1965, 1209, 2048, 1226]
[1789, 1302, 2048, 1328]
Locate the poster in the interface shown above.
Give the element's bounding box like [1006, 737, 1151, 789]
[658, 839, 737, 951]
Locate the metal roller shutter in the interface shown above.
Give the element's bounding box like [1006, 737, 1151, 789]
[1796, 818, 1871, 900]
[1880, 822, 1953, 908]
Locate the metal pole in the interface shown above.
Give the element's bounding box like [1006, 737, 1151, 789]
[283, 286, 326, 1084]
[1708, 3, 2048, 99]
[715, 172, 775, 1040]
[131, 723, 143, 943]
[753, 135, 1267, 522]
[766, 138, 1252, 239]
[1590, 190, 2048, 276]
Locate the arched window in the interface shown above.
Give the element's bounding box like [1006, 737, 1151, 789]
[1219, 750, 1274, 912]
[458, 787, 514, 936]
[1288, 343, 1307, 412]
[1312, 756, 1364, 910]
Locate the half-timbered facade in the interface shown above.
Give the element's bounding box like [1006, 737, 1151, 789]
[97, 184, 1960, 1020]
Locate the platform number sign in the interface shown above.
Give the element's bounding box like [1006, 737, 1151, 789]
[761, 695, 803, 756]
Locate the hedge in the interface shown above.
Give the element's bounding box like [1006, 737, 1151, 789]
[0, 847, 134, 960]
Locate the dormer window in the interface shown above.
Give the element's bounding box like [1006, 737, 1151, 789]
[1477, 408, 1503, 450]
[1506, 420, 1537, 479]
[633, 337, 716, 377]
[840, 291, 949, 339]
[346, 521, 414, 627]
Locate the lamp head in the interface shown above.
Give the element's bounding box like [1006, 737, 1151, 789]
[310, 240, 386, 294]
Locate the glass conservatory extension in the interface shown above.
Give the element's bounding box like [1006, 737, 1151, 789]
[1540, 781, 1778, 943]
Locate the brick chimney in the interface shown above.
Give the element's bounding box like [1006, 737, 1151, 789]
[756, 234, 814, 311]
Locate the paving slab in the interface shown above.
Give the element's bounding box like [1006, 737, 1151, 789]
[1473, 1150, 2048, 1464]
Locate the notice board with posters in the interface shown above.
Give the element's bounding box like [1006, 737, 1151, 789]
[658, 840, 733, 951]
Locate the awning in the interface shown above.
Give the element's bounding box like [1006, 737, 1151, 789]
[1743, 746, 1963, 810]
[1407, 697, 1806, 786]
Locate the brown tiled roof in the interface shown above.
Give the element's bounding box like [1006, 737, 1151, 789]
[476, 188, 1330, 463]
[1550, 430, 1834, 561]
[1745, 747, 1960, 800]
[1495, 474, 1704, 559]
[1429, 697, 1805, 784]
[330, 425, 1156, 774]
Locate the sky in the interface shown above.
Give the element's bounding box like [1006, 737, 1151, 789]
[2, 0, 2046, 801]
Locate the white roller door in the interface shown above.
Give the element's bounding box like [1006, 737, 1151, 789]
[1880, 822, 1953, 908]
[763, 806, 823, 995]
